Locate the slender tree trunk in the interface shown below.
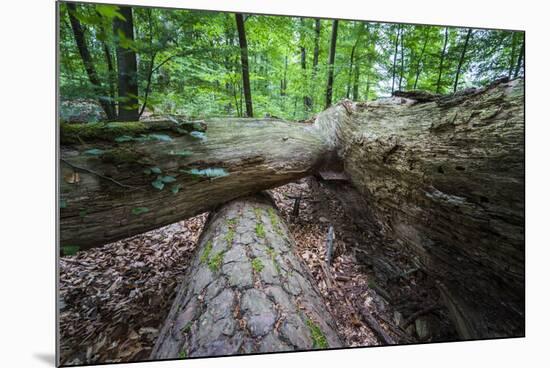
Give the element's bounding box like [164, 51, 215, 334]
[300, 19, 312, 111]
[508, 32, 518, 79]
[352, 62, 360, 101]
[398, 26, 405, 91]
[113, 6, 139, 121]
[66, 3, 116, 120]
[151, 194, 342, 358]
[100, 40, 117, 117]
[346, 44, 357, 99]
[436, 27, 449, 94]
[514, 36, 525, 78]
[453, 28, 472, 92]
[312, 19, 321, 72]
[413, 31, 429, 90]
[325, 20, 339, 109]
[235, 13, 253, 117]
[391, 25, 401, 94]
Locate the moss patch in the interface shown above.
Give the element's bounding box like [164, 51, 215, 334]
[100, 147, 143, 165]
[200, 241, 212, 264]
[306, 319, 328, 349]
[208, 251, 225, 272]
[61, 121, 149, 144]
[178, 350, 187, 359]
[255, 222, 265, 238]
[253, 207, 262, 219]
[251, 258, 264, 273]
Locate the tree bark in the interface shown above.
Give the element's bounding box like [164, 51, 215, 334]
[413, 31, 429, 90]
[66, 3, 116, 120]
[325, 20, 339, 109]
[300, 19, 312, 111]
[514, 36, 525, 78]
[59, 117, 332, 249]
[151, 194, 342, 358]
[391, 25, 401, 94]
[453, 29, 472, 93]
[436, 27, 449, 94]
[332, 78, 524, 339]
[235, 13, 253, 117]
[113, 6, 139, 121]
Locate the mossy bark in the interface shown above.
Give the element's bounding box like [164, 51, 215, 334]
[151, 194, 342, 358]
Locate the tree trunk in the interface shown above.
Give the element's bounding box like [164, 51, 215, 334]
[113, 6, 139, 121]
[436, 27, 449, 94]
[398, 26, 405, 91]
[66, 3, 116, 120]
[300, 19, 312, 111]
[312, 19, 321, 73]
[325, 20, 339, 109]
[151, 194, 342, 358]
[235, 13, 253, 117]
[59, 117, 332, 249]
[60, 79, 524, 340]
[453, 29, 472, 92]
[514, 37, 525, 78]
[413, 31, 429, 90]
[334, 78, 524, 339]
[391, 25, 401, 94]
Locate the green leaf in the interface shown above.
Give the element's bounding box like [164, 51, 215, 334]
[131, 207, 149, 215]
[148, 134, 173, 142]
[60, 199, 67, 209]
[115, 135, 134, 143]
[62, 245, 80, 256]
[151, 180, 165, 190]
[83, 148, 105, 156]
[150, 167, 162, 174]
[95, 5, 126, 21]
[171, 184, 182, 194]
[159, 175, 176, 183]
[190, 131, 207, 142]
[143, 168, 152, 175]
[188, 168, 229, 178]
[169, 150, 193, 157]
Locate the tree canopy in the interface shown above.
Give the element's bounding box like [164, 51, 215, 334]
[59, 2, 524, 122]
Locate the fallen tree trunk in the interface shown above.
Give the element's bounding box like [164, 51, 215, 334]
[151, 194, 342, 358]
[331, 78, 524, 339]
[60, 117, 334, 249]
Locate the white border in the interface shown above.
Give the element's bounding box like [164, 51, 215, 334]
[1, 0, 548, 367]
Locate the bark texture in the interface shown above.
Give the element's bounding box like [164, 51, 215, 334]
[151, 194, 342, 358]
[60, 117, 332, 249]
[327, 78, 524, 339]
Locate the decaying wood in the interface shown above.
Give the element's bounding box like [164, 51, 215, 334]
[60, 117, 333, 249]
[331, 78, 524, 339]
[355, 301, 396, 345]
[151, 194, 342, 358]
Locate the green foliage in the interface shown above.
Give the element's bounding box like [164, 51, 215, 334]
[187, 168, 229, 178]
[151, 179, 165, 190]
[150, 167, 162, 174]
[59, 2, 523, 124]
[171, 183, 182, 194]
[178, 350, 187, 359]
[83, 148, 105, 156]
[60, 199, 67, 209]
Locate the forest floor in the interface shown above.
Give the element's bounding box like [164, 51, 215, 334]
[59, 177, 455, 365]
